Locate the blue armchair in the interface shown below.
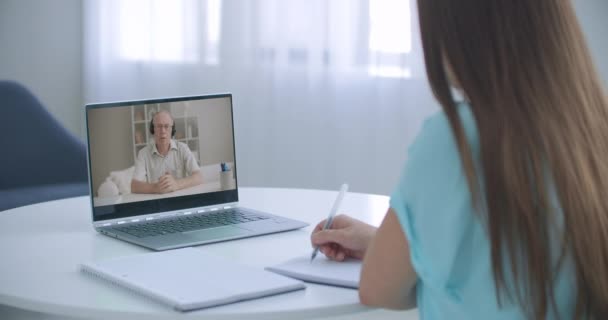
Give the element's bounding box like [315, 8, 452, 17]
[0, 81, 89, 211]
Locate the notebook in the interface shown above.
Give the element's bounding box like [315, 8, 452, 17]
[265, 255, 362, 289]
[85, 93, 308, 251]
[80, 247, 306, 311]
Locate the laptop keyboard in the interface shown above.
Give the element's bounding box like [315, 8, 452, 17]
[112, 208, 270, 238]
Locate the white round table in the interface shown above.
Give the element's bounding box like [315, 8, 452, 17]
[0, 187, 418, 320]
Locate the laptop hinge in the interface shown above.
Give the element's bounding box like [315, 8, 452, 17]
[93, 201, 240, 228]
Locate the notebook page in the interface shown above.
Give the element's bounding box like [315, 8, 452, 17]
[266, 255, 361, 289]
[81, 247, 305, 311]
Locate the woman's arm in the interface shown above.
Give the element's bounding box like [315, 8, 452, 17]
[359, 208, 417, 310]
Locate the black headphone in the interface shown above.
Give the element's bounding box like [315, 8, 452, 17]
[149, 116, 176, 137]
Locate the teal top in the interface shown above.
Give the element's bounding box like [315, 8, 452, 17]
[389, 104, 575, 319]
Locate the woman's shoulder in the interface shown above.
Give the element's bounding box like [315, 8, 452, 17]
[410, 103, 477, 156]
[403, 103, 478, 189]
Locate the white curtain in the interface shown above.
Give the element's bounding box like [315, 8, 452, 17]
[84, 0, 440, 195]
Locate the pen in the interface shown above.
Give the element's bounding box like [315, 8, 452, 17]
[310, 183, 349, 263]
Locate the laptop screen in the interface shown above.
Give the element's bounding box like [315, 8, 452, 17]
[85, 94, 238, 222]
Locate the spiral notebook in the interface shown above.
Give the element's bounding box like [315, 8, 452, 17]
[80, 247, 306, 311]
[265, 255, 361, 289]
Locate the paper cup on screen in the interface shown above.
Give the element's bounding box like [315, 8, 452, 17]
[220, 171, 235, 190]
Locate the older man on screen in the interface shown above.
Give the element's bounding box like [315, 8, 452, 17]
[131, 110, 203, 194]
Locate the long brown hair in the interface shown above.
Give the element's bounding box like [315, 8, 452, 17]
[417, 0, 608, 318]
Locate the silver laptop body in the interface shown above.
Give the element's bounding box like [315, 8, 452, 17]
[85, 93, 308, 251]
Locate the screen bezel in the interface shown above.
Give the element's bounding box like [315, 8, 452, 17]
[85, 93, 238, 222]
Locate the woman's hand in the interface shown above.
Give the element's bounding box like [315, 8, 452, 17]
[310, 214, 377, 261]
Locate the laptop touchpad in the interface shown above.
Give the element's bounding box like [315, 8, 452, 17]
[184, 226, 250, 242]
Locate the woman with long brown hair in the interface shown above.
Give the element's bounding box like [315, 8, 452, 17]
[311, 0, 608, 318]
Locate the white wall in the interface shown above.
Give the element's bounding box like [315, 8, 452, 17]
[87, 106, 133, 194]
[573, 0, 608, 88]
[0, 0, 83, 137]
[189, 98, 235, 166]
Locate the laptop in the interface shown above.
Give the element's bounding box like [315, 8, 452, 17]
[85, 93, 308, 251]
